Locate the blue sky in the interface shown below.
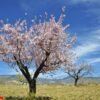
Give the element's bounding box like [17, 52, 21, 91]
[0, 0, 100, 78]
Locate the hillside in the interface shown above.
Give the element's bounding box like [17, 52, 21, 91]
[0, 75, 100, 85]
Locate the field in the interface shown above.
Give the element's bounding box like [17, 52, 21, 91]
[0, 84, 100, 100]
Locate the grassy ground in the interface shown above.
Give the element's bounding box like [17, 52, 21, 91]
[0, 84, 100, 100]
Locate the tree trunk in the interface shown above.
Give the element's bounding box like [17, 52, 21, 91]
[29, 79, 36, 94]
[74, 78, 78, 86]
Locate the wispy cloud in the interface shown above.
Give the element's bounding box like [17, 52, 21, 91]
[57, 0, 100, 5]
[73, 28, 100, 58]
[73, 43, 100, 57]
[91, 29, 100, 40]
[87, 58, 100, 64]
[69, 0, 100, 5]
[85, 7, 100, 24]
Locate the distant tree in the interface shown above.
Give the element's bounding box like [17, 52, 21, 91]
[0, 8, 76, 94]
[65, 63, 92, 86]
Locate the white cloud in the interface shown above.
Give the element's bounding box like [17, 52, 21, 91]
[87, 58, 100, 64]
[97, 36, 100, 40]
[73, 28, 100, 57]
[73, 43, 100, 57]
[91, 29, 100, 40]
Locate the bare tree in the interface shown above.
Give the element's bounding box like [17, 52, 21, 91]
[65, 63, 92, 86]
[0, 9, 76, 94]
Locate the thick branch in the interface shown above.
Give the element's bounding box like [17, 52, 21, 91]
[66, 71, 76, 79]
[33, 51, 50, 79]
[14, 56, 31, 83]
[77, 68, 83, 75]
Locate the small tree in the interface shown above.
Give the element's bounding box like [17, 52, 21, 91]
[65, 63, 92, 86]
[0, 9, 76, 94]
[16, 73, 27, 85]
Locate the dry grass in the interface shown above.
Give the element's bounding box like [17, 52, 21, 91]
[0, 84, 100, 100]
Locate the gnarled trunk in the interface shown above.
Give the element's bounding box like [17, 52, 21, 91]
[74, 78, 78, 86]
[29, 79, 36, 94]
[15, 52, 50, 94]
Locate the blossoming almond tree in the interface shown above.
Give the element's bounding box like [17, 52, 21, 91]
[0, 11, 76, 94]
[65, 62, 92, 86]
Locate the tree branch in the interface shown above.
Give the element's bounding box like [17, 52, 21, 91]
[14, 56, 31, 83]
[33, 51, 50, 79]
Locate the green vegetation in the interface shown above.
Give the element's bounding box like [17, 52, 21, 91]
[0, 84, 100, 100]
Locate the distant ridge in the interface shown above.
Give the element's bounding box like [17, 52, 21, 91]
[0, 75, 100, 84]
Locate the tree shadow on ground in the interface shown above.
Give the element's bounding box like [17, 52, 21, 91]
[5, 96, 52, 100]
